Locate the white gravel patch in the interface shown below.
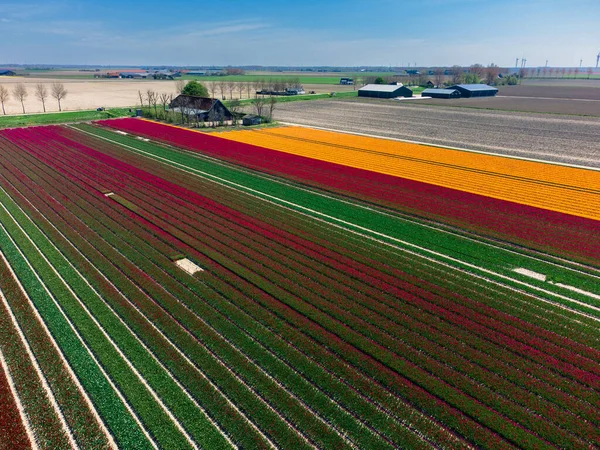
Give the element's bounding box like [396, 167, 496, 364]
[176, 258, 204, 275]
[513, 268, 547, 281]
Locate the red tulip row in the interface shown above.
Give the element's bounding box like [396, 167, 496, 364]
[56, 125, 600, 447]
[42, 128, 600, 444]
[14, 126, 443, 448]
[1, 124, 598, 448]
[99, 118, 600, 264]
[76, 124, 600, 355]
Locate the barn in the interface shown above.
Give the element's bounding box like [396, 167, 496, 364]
[358, 84, 413, 99]
[421, 88, 461, 99]
[169, 95, 233, 122]
[448, 84, 498, 98]
[0, 70, 16, 76]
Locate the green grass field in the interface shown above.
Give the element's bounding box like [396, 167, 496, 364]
[0, 108, 132, 129]
[183, 72, 397, 85]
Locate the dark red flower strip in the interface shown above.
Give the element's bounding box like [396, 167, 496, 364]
[7, 125, 596, 448]
[99, 119, 600, 262]
[73, 127, 600, 370]
[49, 126, 600, 383]
[24, 131, 592, 446]
[36, 125, 600, 414]
[0, 134, 340, 449]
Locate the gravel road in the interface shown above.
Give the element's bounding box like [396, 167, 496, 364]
[274, 99, 600, 168]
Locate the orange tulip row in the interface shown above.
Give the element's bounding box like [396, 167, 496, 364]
[219, 127, 600, 221]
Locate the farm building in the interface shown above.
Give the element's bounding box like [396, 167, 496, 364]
[421, 88, 461, 99]
[358, 84, 413, 99]
[0, 70, 16, 76]
[340, 77, 354, 85]
[448, 84, 498, 98]
[242, 115, 262, 126]
[169, 95, 233, 122]
[120, 72, 151, 79]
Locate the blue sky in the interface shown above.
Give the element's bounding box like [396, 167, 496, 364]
[1, 0, 599, 67]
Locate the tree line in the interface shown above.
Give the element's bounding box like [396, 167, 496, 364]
[0, 82, 68, 115]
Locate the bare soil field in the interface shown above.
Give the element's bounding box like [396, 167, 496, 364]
[497, 84, 600, 100]
[415, 96, 600, 116]
[273, 98, 600, 167]
[0, 76, 356, 114]
[521, 78, 600, 88]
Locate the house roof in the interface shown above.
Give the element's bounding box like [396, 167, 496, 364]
[450, 84, 498, 91]
[422, 89, 459, 95]
[170, 95, 220, 110]
[359, 84, 408, 93]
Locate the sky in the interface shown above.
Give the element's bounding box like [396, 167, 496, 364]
[1, 0, 599, 68]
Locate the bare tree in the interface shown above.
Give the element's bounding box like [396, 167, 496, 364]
[252, 96, 265, 117]
[218, 81, 227, 100]
[138, 90, 145, 108]
[227, 80, 236, 99]
[159, 93, 171, 118]
[207, 108, 218, 128]
[266, 96, 277, 122]
[237, 82, 244, 100]
[469, 64, 485, 80]
[175, 79, 187, 94]
[208, 81, 218, 99]
[450, 66, 463, 84]
[35, 84, 48, 112]
[51, 82, 67, 111]
[146, 90, 158, 117]
[229, 99, 242, 126]
[145, 88, 155, 109]
[485, 64, 500, 85]
[13, 83, 28, 114]
[0, 85, 9, 115]
[434, 68, 444, 87]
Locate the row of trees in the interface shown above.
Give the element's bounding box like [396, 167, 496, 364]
[0, 82, 68, 115]
[175, 78, 303, 100]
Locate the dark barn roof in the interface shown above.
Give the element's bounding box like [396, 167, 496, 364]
[448, 84, 498, 98]
[358, 84, 413, 99]
[421, 88, 460, 99]
[0, 70, 16, 76]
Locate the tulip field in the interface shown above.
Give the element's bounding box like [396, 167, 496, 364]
[0, 118, 599, 449]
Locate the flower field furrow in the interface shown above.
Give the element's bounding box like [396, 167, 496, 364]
[0, 138, 314, 449]
[98, 119, 600, 264]
[45, 129, 600, 440]
[77, 124, 600, 376]
[7, 127, 426, 450]
[0, 121, 598, 449]
[87, 172, 599, 441]
[69, 124, 600, 442]
[78, 127, 600, 355]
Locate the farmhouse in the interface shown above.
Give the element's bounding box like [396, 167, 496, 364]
[120, 72, 151, 79]
[358, 84, 413, 99]
[0, 70, 16, 76]
[421, 88, 461, 99]
[169, 95, 233, 121]
[448, 84, 498, 98]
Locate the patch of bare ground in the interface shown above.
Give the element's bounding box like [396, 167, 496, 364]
[273, 98, 600, 168]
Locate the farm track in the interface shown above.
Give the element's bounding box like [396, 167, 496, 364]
[271, 99, 600, 167]
[0, 119, 598, 448]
